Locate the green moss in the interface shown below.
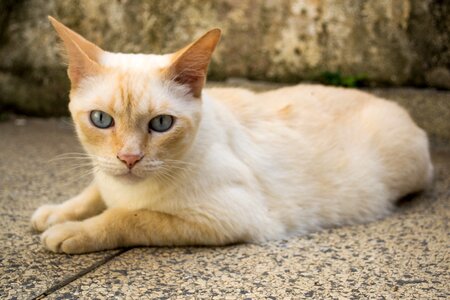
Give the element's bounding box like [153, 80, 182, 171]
[317, 72, 368, 87]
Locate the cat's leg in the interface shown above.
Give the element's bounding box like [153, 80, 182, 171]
[41, 207, 227, 254]
[31, 182, 105, 232]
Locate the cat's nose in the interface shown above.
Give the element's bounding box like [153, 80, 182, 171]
[117, 153, 144, 169]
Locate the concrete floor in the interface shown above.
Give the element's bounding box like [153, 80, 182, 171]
[0, 87, 449, 299]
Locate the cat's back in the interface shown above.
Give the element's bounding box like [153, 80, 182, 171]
[206, 84, 376, 124]
[204, 84, 412, 157]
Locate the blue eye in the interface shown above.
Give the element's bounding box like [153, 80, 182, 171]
[149, 115, 174, 132]
[90, 110, 114, 129]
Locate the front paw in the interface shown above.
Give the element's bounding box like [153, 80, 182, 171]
[41, 222, 94, 254]
[31, 204, 71, 232]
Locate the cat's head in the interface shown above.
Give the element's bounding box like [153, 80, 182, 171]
[49, 16, 220, 181]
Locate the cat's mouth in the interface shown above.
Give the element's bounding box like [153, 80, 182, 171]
[113, 170, 144, 182]
[99, 160, 164, 182]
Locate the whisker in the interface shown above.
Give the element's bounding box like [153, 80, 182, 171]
[156, 165, 187, 184]
[54, 164, 97, 177]
[51, 152, 93, 158]
[164, 159, 197, 167]
[48, 157, 94, 164]
[59, 168, 97, 188]
[48, 152, 96, 163]
[155, 169, 176, 184]
[49, 161, 91, 168]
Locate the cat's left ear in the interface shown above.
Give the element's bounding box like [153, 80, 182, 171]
[164, 29, 221, 98]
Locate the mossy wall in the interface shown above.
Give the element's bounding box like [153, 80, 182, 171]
[0, 0, 449, 116]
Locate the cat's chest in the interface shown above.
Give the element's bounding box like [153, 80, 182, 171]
[95, 174, 178, 211]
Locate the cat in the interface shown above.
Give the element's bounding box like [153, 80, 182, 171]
[31, 16, 433, 254]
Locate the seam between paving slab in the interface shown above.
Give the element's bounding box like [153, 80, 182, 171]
[31, 249, 131, 300]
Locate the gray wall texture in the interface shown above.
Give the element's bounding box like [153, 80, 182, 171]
[0, 0, 449, 115]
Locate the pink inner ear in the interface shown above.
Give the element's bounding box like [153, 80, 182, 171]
[165, 29, 221, 98]
[49, 16, 104, 88]
[169, 56, 209, 97]
[166, 66, 203, 98]
[66, 48, 102, 87]
[173, 66, 205, 84]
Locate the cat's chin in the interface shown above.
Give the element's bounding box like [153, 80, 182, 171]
[112, 171, 146, 183]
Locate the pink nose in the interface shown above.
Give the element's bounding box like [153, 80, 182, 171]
[117, 153, 144, 169]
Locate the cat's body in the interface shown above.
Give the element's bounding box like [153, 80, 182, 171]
[31, 18, 432, 253]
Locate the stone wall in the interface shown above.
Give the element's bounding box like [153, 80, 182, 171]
[0, 0, 449, 115]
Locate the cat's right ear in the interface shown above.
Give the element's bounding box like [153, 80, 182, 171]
[48, 16, 104, 88]
[163, 28, 221, 98]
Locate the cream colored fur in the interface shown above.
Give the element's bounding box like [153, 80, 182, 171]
[31, 17, 433, 254]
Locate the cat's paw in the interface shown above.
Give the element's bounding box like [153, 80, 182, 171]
[41, 222, 95, 254]
[31, 204, 71, 232]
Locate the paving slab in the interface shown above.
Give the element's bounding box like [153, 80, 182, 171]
[0, 119, 120, 300]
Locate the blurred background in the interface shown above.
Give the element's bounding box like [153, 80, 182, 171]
[0, 0, 449, 116]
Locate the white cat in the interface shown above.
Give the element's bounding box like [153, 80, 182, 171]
[31, 17, 433, 254]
